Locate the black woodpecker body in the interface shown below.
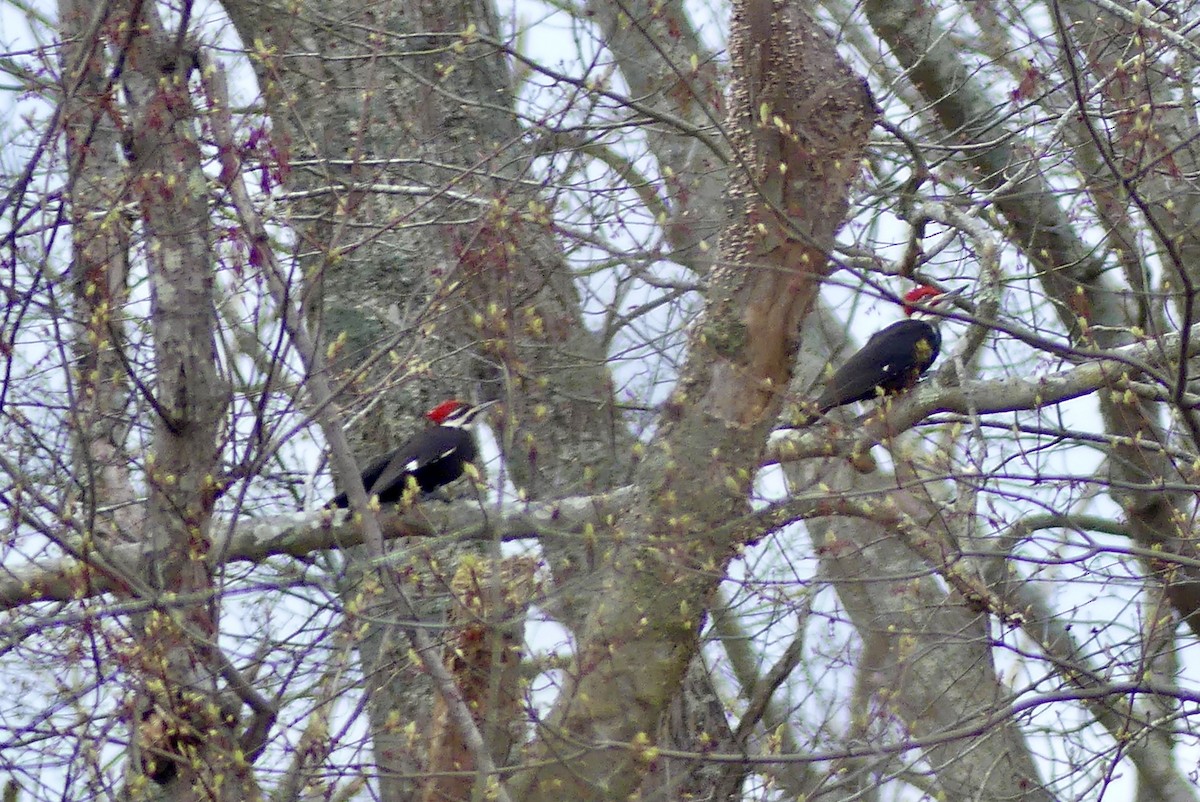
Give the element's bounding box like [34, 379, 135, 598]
[805, 285, 963, 422]
[328, 399, 496, 508]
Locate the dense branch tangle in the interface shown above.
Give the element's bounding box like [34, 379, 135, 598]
[3, 1, 1200, 802]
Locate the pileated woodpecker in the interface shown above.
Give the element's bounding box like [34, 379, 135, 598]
[803, 285, 963, 422]
[328, 399, 497, 508]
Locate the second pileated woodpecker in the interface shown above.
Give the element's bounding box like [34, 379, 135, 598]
[802, 285, 963, 423]
[328, 399, 497, 508]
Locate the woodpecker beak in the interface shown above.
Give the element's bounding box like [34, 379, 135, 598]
[466, 399, 498, 423]
[930, 285, 965, 306]
[913, 285, 965, 314]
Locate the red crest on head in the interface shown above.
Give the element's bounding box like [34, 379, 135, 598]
[426, 400, 466, 423]
[902, 285, 944, 316]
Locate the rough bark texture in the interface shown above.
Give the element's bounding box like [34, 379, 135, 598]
[118, 4, 246, 797]
[220, 0, 632, 796]
[60, 0, 141, 547]
[514, 3, 876, 799]
[222, 0, 626, 496]
[581, 3, 740, 796]
[422, 557, 538, 802]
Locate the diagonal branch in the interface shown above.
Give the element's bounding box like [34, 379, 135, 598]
[205, 57, 515, 802]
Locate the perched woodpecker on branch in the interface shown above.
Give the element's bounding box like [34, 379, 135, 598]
[328, 399, 497, 508]
[801, 285, 964, 423]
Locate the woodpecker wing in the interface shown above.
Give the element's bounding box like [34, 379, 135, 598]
[326, 428, 479, 508]
[366, 426, 477, 500]
[327, 450, 397, 509]
[815, 319, 941, 412]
